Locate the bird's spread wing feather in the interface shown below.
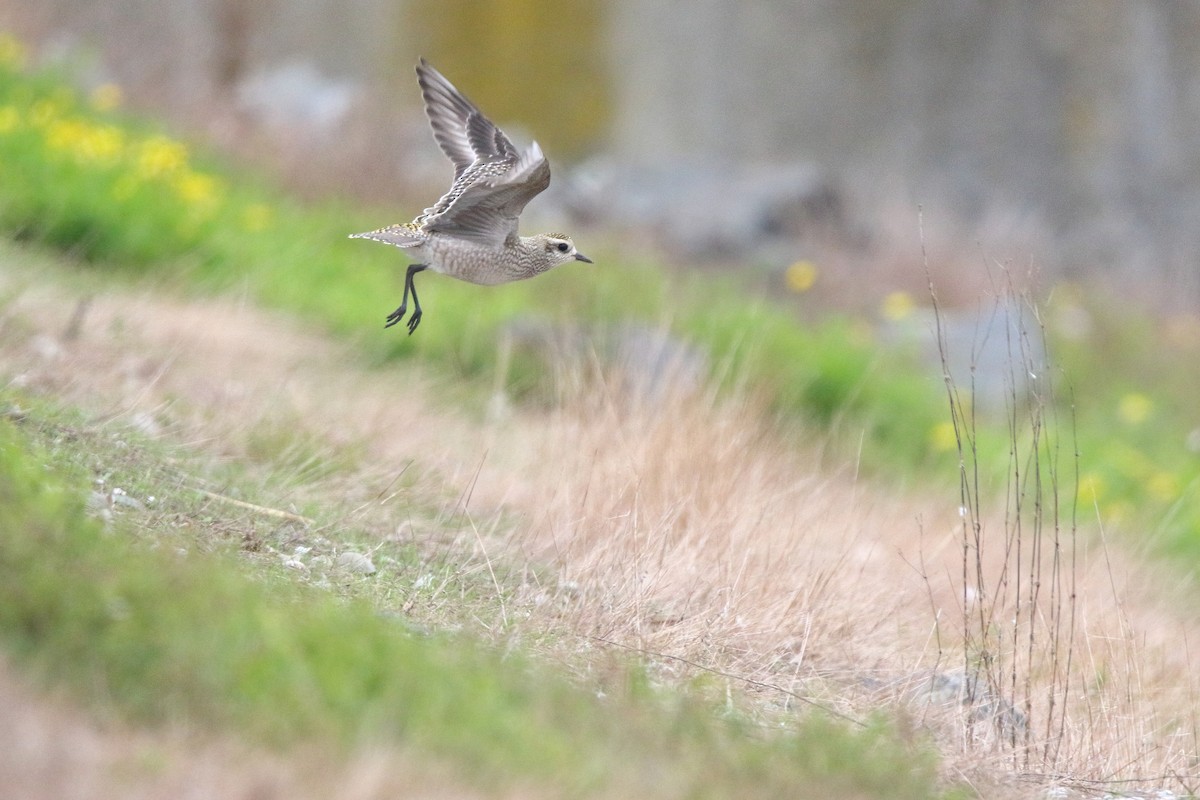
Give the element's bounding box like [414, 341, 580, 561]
[417, 59, 517, 179]
[467, 111, 517, 162]
[421, 141, 551, 246]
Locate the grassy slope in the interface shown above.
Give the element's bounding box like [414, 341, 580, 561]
[0, 355, 946, 799]
[5, 241, 1199, 797]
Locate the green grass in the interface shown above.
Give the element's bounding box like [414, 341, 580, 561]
[0, 43, 1196, 556]
[0, 395, 952, 799]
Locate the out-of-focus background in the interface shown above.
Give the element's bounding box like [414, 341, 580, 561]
[7, 0, 1200, 304]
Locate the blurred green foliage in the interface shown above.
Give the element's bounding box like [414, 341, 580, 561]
[0, 59, 267, 269]
[1047, 288, 1200, 558]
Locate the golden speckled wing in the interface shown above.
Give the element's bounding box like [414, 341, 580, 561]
[421, 141, 551, 246]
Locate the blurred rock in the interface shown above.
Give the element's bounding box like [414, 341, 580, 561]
[336, 551, 376, 575]
[882, 301, 1049, 414]
[236, 61, 360, 140]
[910, 668, 1028, 739]
[558, 158, 856, 260]
[85, 490, 113, 524]
[110, 487, 145, 511]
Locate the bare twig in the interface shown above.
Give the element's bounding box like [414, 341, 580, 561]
[924, 215, 1079, 772]
[196, 489, 313, 525]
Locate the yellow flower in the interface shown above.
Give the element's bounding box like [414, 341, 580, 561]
[0, 104, 18, 134]
[929, 420, 958, 452]
[46, 118, 125, 164]
[785, 260, 818, 293]
[44, 118, 86, 151]
[881, 290, 915, 321]
[1147, 472, 1179, 503]
[173, 169, 223, 210]
[89, 83, 123, 112]
[1117, 392, 1153, 425]
[240, 203, 273, 232]
[136, 135, 188, 178]
[0, 33, 27, 70]
[84, 124, 125, 163]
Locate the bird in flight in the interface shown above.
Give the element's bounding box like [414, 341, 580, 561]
[350, 58, 592, 334]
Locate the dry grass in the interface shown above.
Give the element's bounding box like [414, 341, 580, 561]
[492, 363, 1200, 794]
[1, 258, 1197, 796]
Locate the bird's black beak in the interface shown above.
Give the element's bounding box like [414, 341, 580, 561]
[574, 252, 593, 263]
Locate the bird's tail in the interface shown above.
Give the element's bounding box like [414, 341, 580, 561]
[349, 223, 424, 248]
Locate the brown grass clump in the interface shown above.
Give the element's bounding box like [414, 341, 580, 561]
[486, 362, 1199, 794]
[499, 377, 922, 694]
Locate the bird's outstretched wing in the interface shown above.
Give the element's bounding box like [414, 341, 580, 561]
[421, 141, 551, 246]
[417, 58, 517, 178]
[414, 59, 552, 247]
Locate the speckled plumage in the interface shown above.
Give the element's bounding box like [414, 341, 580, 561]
[349, 58, 591, 334]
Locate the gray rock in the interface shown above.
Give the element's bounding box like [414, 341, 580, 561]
[881, 301, 1049, 415]
[336, 551, 376, 575]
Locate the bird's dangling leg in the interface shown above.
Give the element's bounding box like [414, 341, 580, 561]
[385, 263, 428, 334]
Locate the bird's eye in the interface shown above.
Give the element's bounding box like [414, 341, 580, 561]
[556, 242, 570, 253]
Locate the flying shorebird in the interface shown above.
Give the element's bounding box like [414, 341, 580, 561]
[349, 58, 592, 335]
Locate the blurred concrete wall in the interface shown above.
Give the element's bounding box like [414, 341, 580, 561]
[2, 0, 397, 108]
[609, 0, 1200, 293]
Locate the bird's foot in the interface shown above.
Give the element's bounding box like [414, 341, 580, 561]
[384, 305, 407, 329]
[406, 308, 422, 335]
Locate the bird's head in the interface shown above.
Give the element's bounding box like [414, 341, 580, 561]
[538, 233, 592, 267]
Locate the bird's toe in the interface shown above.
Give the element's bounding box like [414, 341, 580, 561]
[385, 305, 407, 328]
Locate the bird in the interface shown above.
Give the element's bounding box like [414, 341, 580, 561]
[349, 58, 592, 335]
